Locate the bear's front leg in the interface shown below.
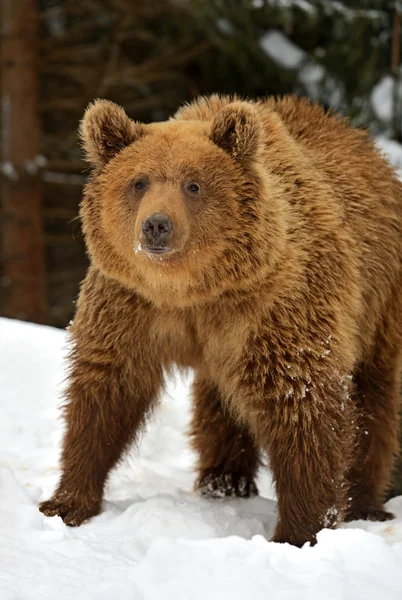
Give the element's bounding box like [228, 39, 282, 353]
[39, 268, 163, 526]
[39, 358, 162, 525]
[235, 359, 356, 547]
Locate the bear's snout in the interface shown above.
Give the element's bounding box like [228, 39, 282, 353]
[142, 213, 173, 249]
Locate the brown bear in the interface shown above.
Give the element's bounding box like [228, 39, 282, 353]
[39, 94, 402, 547]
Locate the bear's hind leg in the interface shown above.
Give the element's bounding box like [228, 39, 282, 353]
[346, 351, 401, 522]
[191, 377, 260, 498]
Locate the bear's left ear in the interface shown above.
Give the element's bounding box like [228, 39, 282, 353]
[210, 102, 262, 161]
[79, 99, 145, 168]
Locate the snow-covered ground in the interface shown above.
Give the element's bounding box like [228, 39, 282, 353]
[1, 317, 402, 599]
[375, 137, 402, 180]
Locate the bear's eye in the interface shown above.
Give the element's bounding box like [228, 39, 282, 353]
[187, 182, 200, 193]
[134, 179, 147, 191]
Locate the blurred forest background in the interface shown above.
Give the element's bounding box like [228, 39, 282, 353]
[0, 0, 401, 493]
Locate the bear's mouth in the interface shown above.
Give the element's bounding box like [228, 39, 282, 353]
[134, 240, 174, 256]
[144, 246, 172, 255]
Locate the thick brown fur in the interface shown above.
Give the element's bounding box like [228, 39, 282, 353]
[39, 94, 402, 547]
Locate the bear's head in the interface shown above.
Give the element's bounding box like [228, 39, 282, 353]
[79, 98, 287, 307]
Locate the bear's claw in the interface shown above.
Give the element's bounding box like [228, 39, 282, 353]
[39, 496, 101, 526]
[197, 473, 258, 499]
[345, 508, 395, 523]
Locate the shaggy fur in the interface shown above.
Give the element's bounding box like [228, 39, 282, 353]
[39, 95, 402, 547]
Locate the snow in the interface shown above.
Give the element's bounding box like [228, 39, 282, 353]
[1, 315, 402, 599]
[375, 137, 402, 168]
[371, 76, 394, 123]
[260, 30, 306, 70]
[260, 28, 401, 135]
[45, 5, 66, 37]
[262, 0, 315, 13]
[0, 160, 18, 181]
[320, 2, 386, 20]
[375, 137, 402, 180]
[259, 30, 344, 110]
[24, 155, 47, 175]
[216, 18, 233, 35]
[299, 62, 326, 100]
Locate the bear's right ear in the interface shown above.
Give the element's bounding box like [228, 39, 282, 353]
[79, 100, 145, 168]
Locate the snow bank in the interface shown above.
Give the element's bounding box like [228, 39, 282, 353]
[1, 311, 402, 600]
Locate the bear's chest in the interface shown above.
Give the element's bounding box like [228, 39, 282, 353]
[148, 304, 252, 378]
[149, 308, 203, 369]
[192, 308, 252, 383]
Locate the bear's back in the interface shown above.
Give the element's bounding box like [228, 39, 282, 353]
[267, 96, 402, 352]
[267, 95, 401, 199]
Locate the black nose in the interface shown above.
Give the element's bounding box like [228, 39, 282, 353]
[142, 213, 173, 242]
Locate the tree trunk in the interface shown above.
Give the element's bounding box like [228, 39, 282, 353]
[0, 0, 47, 323]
